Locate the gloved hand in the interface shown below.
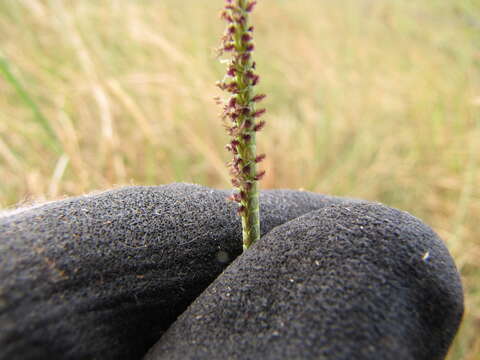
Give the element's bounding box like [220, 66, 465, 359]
[0, 183, 342, 360]
[145, 200, 463, 360]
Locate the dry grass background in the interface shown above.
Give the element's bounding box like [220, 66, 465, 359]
[0, 0, 479, 358]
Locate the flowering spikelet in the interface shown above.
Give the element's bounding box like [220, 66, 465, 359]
[217, 0, 266, 250]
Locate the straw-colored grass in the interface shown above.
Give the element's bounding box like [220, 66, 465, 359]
[0, 1, 479, 358]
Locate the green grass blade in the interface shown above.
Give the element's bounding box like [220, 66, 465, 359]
[0, 52, 60, 153]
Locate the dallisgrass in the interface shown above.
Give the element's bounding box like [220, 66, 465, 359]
[216, 0, 266, 251]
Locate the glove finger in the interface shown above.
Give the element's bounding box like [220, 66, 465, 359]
[146, 201, 463, 360]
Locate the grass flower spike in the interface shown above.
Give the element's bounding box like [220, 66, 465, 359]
[217, 0, 266, 251]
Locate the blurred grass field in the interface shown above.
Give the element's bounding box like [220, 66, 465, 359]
[0, 0, 479, 358]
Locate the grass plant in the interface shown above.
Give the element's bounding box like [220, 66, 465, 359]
[0, 0, 479, 358]
[217, 0, 266, 250]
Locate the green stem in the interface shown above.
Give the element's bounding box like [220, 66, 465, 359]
[236, 2, 260, 250]
[241, 173, 260, 250]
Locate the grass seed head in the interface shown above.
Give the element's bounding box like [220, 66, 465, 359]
[217, 0, 266, 250]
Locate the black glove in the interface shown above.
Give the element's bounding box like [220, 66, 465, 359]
[0, 183, 341, 360]
[145, 200, 463, 360]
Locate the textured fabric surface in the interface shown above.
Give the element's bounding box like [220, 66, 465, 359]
[146, 202, 464, 360]
[0, 184, 340, 360]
